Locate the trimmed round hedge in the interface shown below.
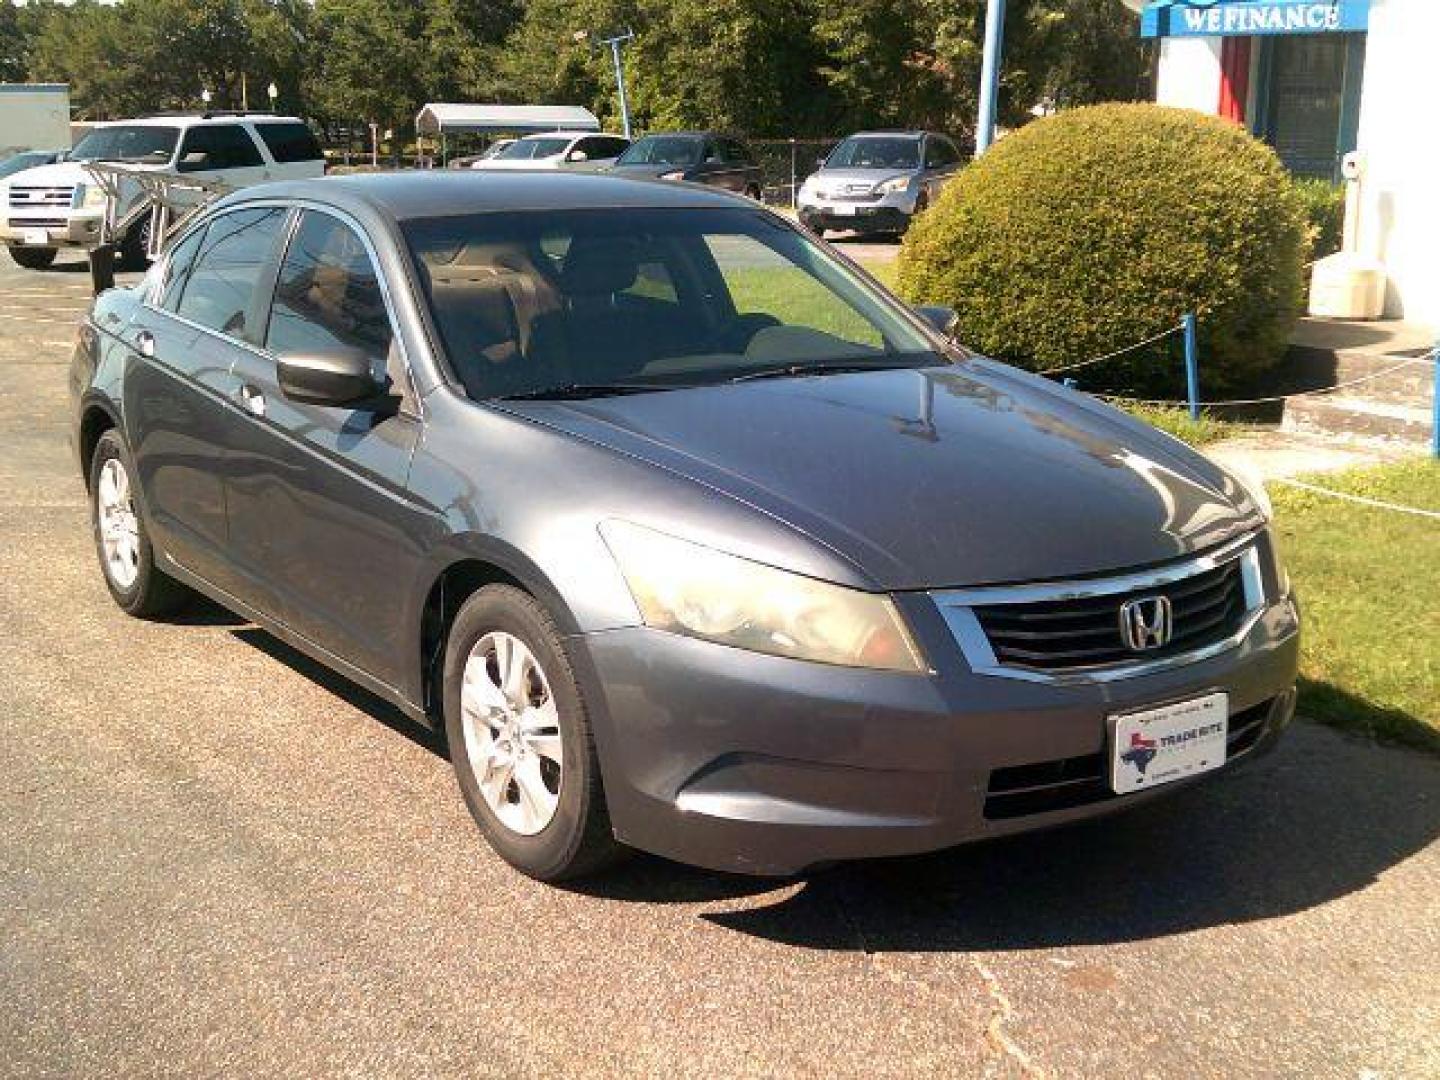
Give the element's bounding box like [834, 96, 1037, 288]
[897, 104, 1308, 390]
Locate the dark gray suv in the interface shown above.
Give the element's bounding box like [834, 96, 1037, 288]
[72, 172, 1299, 882]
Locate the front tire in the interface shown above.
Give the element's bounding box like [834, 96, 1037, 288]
[89, 429, 190, 618]
[443, 584, 622, 881]
[8, 246, 57, 270]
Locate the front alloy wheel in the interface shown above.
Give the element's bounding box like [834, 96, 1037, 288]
[442, 584, 622, 880]
[460, 632, 564, 835]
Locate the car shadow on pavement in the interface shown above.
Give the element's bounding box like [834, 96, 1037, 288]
[694, 721, 1440, 951]
[230, 627, 447, 757]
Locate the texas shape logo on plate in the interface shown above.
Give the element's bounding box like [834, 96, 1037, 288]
[1120, 731, 1159, 780]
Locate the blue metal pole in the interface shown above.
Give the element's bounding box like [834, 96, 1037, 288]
[611, 39, 632, 141]
[1431, 339, 1439, 459]
[1183, 312, 1200, 421]
[976, 0, 1007, 155]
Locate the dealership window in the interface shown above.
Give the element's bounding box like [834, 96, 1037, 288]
[1252, 33, 1367, 181]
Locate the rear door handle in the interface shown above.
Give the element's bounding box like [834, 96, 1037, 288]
[239, 383, 266, 418]
[134, 329, 155, 358]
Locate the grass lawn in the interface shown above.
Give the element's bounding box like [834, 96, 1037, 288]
[1270, 459, 1440, 752]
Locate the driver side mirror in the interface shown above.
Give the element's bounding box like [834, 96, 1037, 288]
[277, 347, 393, 411]
[914, 305, 960, 340]
[178, 150, 209, 171]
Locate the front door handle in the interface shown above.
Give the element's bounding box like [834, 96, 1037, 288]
[239, 383, 266, 418]
[134, 329, 155, 358]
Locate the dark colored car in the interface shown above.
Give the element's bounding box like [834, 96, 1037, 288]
[72, 172, 1299, 882]
[609, 132, 763, 198]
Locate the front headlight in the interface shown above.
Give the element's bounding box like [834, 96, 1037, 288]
[876, 175, 911, 195]
[659, 169, 687, 181]
[600, 521, 926, 672]
[83, 183, 108, 209]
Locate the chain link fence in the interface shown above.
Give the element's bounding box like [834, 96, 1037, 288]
[749, 139, 841, 208]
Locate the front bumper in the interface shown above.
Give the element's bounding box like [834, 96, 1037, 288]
[573, 589, 1301, 875]
[798, 189, 917, 233]
[1, 212, 104, 250]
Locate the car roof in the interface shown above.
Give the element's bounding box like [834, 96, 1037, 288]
[95, 115, 307, 129]
[632, 131, 729, 140]
[514, 131, 623, 141]
[847, 131, 928, 139]
[217, 170, 758, 222]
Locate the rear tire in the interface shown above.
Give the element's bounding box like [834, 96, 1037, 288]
[120, 218, 152, 271]
[744, 184, 762, 201]
[88, 429, 191, 618]
[443, 584, 623, 881]
[8, 246, 57, 271]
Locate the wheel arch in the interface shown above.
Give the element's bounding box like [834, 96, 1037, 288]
[415, 539, 584, 719]
[78, 400, 120, 491]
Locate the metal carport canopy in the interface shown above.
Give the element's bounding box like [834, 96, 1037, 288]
[415, 104, 601, 135]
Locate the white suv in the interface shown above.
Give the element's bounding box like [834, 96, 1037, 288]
[472, 131, 630, 171]
[1, 113, 325, 270]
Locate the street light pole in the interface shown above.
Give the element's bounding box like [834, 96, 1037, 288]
[607, 33, 634, 141]
[576, 28, 636, 140]
[975, 0, 1007, 154]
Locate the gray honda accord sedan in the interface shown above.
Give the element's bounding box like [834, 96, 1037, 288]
[71, 172, 1299, 881]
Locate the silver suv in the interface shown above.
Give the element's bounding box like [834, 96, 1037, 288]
[798, 130, 963, 237]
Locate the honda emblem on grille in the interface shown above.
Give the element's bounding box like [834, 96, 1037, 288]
[1119, 595, 1173, 651]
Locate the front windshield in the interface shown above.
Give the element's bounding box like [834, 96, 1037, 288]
[616, 136, 703, 167]
[496, 137, 571, 161]
[825, 137, 920, 170]
[0, 152, 53, 179]
[404, 207, 941, 400]
[70, 125, 179, 163]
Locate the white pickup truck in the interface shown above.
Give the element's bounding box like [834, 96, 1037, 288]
[0, 113, 325, 270]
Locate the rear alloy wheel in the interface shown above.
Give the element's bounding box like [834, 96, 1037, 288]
[443, 584, 622, 880]
[89, 429, 190, 618]
[8, 246, 57, 271]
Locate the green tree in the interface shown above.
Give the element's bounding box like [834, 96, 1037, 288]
[306, 0, 429, 136]
[1, 0, 30, 82]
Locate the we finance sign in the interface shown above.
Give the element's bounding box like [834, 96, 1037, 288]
[1141, 0, 1370, 39]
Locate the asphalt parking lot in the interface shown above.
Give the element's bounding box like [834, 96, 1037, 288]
[1, 248, 1437, 1078]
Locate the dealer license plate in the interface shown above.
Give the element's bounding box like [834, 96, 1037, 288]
[831, 203, 858, 217]
[1109, 692, 1228, 794]
[22, 229, 49, 247]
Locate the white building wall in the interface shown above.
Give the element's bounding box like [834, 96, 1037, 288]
[0, 85, 72, 156]
[1353, 0, 1439, 324]
[1155, 37, 1223, 112]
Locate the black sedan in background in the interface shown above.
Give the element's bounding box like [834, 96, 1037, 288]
[71, 171, 1298, 884]
[608, 132, 763, 197]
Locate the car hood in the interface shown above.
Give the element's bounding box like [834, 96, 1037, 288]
[607, 163, 688, 179]
[503, 363, 1259, 590]
[6, 160, 166, 187]
[809, 167, 912, 192]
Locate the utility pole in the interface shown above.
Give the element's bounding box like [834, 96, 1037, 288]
[576, 28, 636, 140]
[975, 0, 1007, 154]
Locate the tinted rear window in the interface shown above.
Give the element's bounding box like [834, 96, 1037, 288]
[254, 122, 324, 164]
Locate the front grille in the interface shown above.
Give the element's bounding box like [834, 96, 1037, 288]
[8, 217, 66, 229]
[982, 698, 1274, 820]
[8, 185, 74, 210]
[972, 558, 1250, 673]
[827, 191, 881, 203]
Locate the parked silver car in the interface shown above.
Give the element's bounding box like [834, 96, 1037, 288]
[798, 130, 963, 237]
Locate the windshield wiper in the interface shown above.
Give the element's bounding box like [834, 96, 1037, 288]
[492, 381, 679, 401]
[728, 358, 928, 384]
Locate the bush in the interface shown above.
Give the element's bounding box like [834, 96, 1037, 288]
[1293, 177, 1345, 259]
[897, 104, 1309, 391]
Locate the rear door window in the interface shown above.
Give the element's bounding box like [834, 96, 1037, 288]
[254, 122, 324, 164]
[158, 225, 208, 311]
[177, 124, 265, 172]
[173, 207, 287, 340]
